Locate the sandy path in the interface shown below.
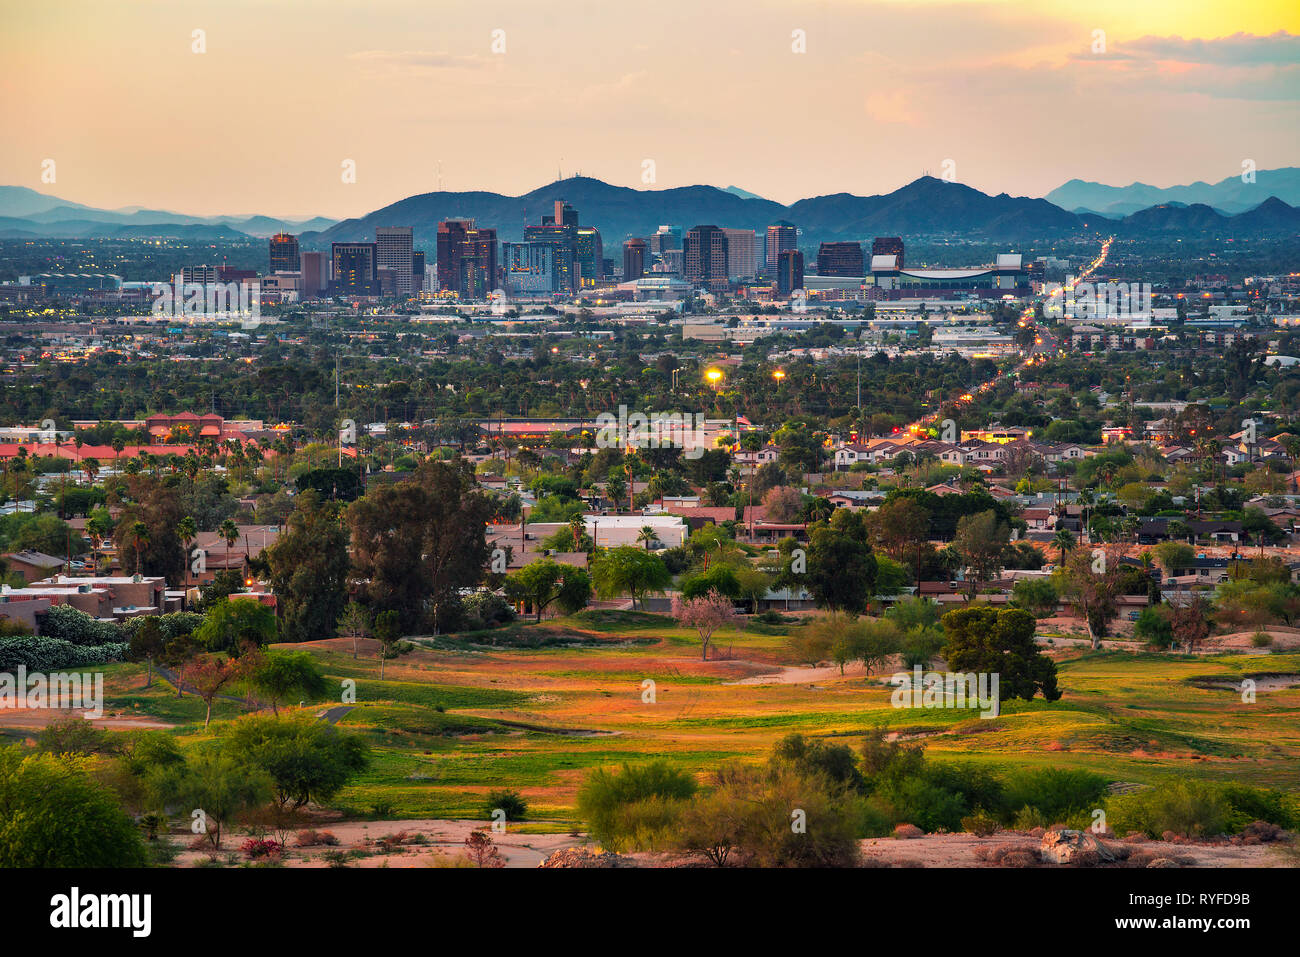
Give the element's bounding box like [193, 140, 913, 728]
[725, 661, 869, 685]
[858, 833, 1292, 868]
[0, 707, 173, 730]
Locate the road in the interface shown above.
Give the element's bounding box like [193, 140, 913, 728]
[907, 236, 1113, 435]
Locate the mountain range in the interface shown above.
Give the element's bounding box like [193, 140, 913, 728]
[1, 172, 1297, 248]
[1046, 167, 1300, 217]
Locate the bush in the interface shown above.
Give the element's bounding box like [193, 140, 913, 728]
[240, 838, 281, 860]
[577, 761, 698, 850]
[962, 809, 1001, 836]
[0, 636, 129, 672]
[1105, 778, 1237, 839]
[1001, 768, 1110, 824]
[461, 592, 516, 631]
[120, 612, 202, 643]
[1250, 630, 1273, 648]
[36, 604, 122, 646]
[485, 788, 528, 822]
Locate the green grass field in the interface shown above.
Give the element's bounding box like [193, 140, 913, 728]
[62, 612, 1300, 826]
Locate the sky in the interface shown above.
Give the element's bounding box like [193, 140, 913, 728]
[1, 0, 1297, 219]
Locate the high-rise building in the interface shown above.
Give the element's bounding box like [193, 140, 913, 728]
[575, 226, 603, 287]
[622, 238, 647, 282]
[871, 237, 905, 270]
[524, 223, 577, 293]
[765, 221, 797, 275]
[459, 227, 498, 298]
[375, 227, 414, 296]
[300, 251, 327, 297]
[721, 228, 757, 280]
[502, 241, 557, 294]
[412, 251, 425, 292]
[331, 243, 377, 295]
[816, 241, 864, 277]
[650, 225, 682, 255]
[437, 220, 474, 292]
[546, 201, 579, 227]
[684, 225, 729, 292]
[268, 232, 300, 273]
[777, 249, 804, 296]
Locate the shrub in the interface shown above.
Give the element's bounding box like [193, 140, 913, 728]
[0, 637, 129, 672]
[1250, 631, 1273, 648]
[36, 604, 122, 646]
[296, 829, 339, 847]
[1105, 778, 1236, 839]
[485, 788, 528, 822]
[240, 838, 281, 860]
[962, 809, 1000, 836]
[577, 761, 698, 851]
[1001, 768, 1110, 824]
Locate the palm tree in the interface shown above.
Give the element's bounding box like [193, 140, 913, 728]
[1051, 528, 1075, 565]
[177, 516, 198, 592]
[568, 514, 585, 552]
[218, 518, 240, 578]
[636, 526, 658, 550]
[129, 521, 150, 574]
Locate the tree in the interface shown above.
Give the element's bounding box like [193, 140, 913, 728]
[223, 714, 370, 811]
[218, 518, 241, 575]
[762, 485, 803, 524]
[149, 748, 271, 851]
[264, 490, 351, 643]
[374, 609, 401, 680]
[0, 749, 147, 867]
[1051, 528, 1075, 565]
[187, 654, 243, 729]
[805, 510, 877, 615]
[590, 546, 671, 610]
[193, 598, 277, 656]
[672, 589, 737, 661]
[127, 616, 165, 688]
[177, 515, 198, 589]
[732, 563, 773, 614]
[865, 497, 931, 584]
[248, 650, 327, 715]
[160, 634, 199, 699]
[1152, 541, 1195, 578]
[1134, 606, 1174, 649]
[504, 558, 593, 622]
[1056, 547, 1123, 649]
[348, 460, 495, 633]
[952, 510, 1010, 597]
[1010, 577, 1059, 618]
[1170, 595, 1213, 652]
[636, 525, 659, 550]
[941, 606, 1061, 702]
[336, 601, 370, 660]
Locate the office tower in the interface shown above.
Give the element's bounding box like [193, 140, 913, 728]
[765, 221, 797, 275]
[268, 232, 300, 273]
[502, 241, 557, 294]
[649, 225, 682, 255]
[459, 227, 498, 298]
[437, 220, 473, 292]
[871, 236, 905, 270]
[683, 225, 729, 292]
[575, 226, 603, 287]
[524, 223, 577, 293]
[622, 238, 647, 282]
[412, 251, 425, 292]
[300, 251, 327, 297]
[777, 249, 804, 296]
[182, 265, 218, 284]
[331, 242, 377, 295]
[375, 226, 414, 296]
[721, 228, 757, 280]
[551, 201, 579, 227]
[816, 241, 864, 276]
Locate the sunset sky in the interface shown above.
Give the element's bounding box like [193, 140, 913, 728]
[2, 0, 1297, 218]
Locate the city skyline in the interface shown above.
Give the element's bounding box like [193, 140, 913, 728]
[2, 1, 1297, 218]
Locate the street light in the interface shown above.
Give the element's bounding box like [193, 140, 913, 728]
[705, 368, 724, 387]
[772, 369, 786, 382]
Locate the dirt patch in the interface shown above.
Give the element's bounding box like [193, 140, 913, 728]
[0, 707, 173, 730]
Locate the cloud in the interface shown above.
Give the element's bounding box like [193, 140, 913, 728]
[346, 50, 488, 73]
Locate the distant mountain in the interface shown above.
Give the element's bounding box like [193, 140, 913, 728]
[723, 185, 768, 202]
[1111, 197, 1300, 236]
[312, 174, 1092, 250]
[0, 187, 336, 240]
[1047, 167, 1300, 216]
